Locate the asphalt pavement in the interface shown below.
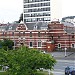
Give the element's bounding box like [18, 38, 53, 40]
[48, 52, 75, 60]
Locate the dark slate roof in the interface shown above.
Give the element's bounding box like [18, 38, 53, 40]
[34, 22, 48, 30]
[61, 22, 74, 27]
[61, 21, 75, 33]
[25, 23, 36, 30]
[26, 22, 48, 30]
[0, 23, 19, 31]
[6, 23, 19, 30]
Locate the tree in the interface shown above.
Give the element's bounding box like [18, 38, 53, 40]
[0, 46, 56, 75]
[18, 13, 23, 23]
[0, 39, 14, 50]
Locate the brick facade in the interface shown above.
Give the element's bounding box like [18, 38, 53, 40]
[0, 21, 75, 52]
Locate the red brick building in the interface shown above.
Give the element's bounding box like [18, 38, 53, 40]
[0, 21, 75, 52]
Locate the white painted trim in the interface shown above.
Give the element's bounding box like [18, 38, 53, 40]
[25, 32, 30, 33]
[29, 41, 33, 48]
[71, 43, 75, 48]
[25, 16, 51, 19]
[24, 11, 51, 15]
[58, 43, 61, 48]
[24, 6, 50, 10]
[24, 1, 50, 5]
[37, 41, 42, 48]
[32, 32, 38, 33]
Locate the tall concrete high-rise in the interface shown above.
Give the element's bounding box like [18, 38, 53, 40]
[23, 0, 62, 29]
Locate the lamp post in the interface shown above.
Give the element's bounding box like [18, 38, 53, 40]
[69, 35, 70, 50]
[65, 47, 67, 57]
[65, 40, 67, 57]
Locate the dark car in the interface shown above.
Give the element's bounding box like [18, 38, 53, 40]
[65, 66, 75, 75]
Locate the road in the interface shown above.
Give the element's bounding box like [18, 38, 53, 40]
[45, 52, 75, 75]
[50, 59, 75, 75]
[43, 59, 75, 75]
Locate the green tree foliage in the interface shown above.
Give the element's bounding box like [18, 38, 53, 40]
[0, 46, 56, 75]
[0, 39, 14, 50]
[0, 49, 7, 65]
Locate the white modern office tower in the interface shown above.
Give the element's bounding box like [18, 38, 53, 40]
[23, 0, 62, 29]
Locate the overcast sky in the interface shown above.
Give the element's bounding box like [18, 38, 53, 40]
[62, 0, 75, 17]
[0, 0, 75, 23]
[0, 0, 23, 23]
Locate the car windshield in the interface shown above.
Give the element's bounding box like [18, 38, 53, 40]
[66, 66, 75, 70]
[65, 67, 70, 70]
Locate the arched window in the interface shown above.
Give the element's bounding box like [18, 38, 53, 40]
[58, 43, 61, 48]
[29, 42, 33, 47]
[71, 43, 75, 48]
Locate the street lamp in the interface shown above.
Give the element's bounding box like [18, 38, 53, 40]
[65, 47, 67, 57]
[65, 40, 67, 57]
[69, 34, 70, 50]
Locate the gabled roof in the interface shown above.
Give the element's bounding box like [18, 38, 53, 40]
[0, 22, 27, 31]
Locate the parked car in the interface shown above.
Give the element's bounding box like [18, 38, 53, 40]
[65, 66, 75, 75]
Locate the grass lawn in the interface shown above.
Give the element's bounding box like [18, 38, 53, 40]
[0, 71, 53, 75]
[0, 72, 8, 75]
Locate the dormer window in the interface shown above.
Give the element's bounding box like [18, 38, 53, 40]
[34, 25, 37, 30]
[9, 26, 12, 30]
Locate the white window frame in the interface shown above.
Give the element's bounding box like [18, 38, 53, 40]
[58, 43, 61, 48]
[37, 41, 42, 48]
[71, 43, 75, 48]
[29, 42, 33, 48]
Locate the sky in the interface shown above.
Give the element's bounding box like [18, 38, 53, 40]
[0, 0, 75, 23]
[62, 0, 75, 18]
[0, 0, 23, 23]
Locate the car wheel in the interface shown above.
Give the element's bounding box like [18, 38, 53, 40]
[65, 73, 68, 75]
